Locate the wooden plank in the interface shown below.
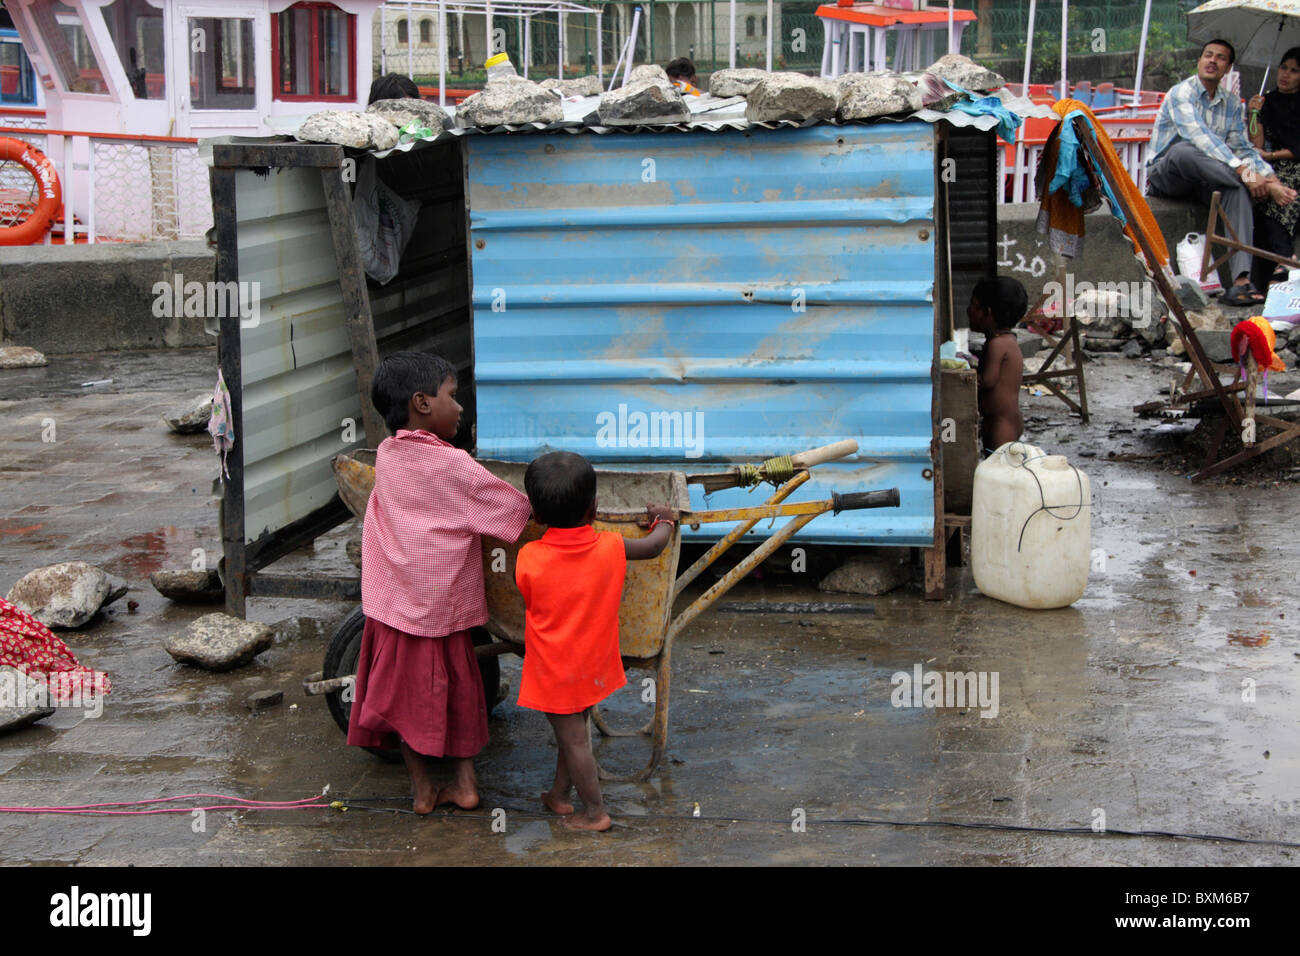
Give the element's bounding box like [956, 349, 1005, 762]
[212, 164, 247, 618]
[320, 166, 387, 448]
[213, 142, 346, 170]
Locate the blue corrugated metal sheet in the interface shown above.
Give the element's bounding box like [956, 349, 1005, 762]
[466, 122, 937, 545]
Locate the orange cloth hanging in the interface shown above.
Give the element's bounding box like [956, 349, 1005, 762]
[1052, 98, 1171, 274]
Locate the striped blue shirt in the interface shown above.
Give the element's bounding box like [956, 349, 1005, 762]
[1148, 74, 1272, 177]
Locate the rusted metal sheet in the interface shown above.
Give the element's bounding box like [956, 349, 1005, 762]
[465, 122, 940, 545]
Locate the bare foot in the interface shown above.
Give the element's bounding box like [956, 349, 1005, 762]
[541, 790, 575, 815]
[437, 783, 480, 810]
[563, 810, 612, 832]
[413, 785, 438, 816]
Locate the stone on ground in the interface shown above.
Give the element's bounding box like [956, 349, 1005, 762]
[598, 79, 689, 124]
[708, 68, 770, 97]
[150, 569, 224, 604]
[7, 561, 128, 629]
[296, 110, 400, 150]
[162, 394, 212, 434]
[165, 613, 274, 671]
[0, 346, 47, 369]
[457, 78, 563, 126]
[0, 667, 54, 734]
[744, 72, 839, 123]
[1173, 274, 1210, 310]
[836, 72, 923, 119]
[247, 689, 284, 712]
[1122, 339, 1144, 359]
[365, 97, 450, 134]
[819, 554, 910, 596]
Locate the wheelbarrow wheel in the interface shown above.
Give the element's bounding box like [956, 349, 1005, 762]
[322, 607, 502, 761]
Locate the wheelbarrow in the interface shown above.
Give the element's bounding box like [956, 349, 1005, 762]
[309, 442, 899, 781]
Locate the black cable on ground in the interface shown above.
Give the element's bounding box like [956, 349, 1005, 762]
[335, 798, 1300, 849]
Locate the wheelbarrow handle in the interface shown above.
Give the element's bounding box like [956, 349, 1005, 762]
[832, 488, 901, 513]
[791, 440, 859, 469]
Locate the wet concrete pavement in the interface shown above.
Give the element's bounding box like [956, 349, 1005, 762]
[0, 347, 1296, 865]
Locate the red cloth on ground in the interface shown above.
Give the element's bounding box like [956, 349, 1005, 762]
[346, 617, 487, 757]
[515, 525, 627, 715]
[360, 429, 531, 637]
[0, 597, 110, 700]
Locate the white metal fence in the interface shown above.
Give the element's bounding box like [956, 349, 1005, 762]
[0, 113, 211, 242]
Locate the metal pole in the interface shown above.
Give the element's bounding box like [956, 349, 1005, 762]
[1132, 0, 1151, 105]
[487, 0, 494, 58]
[439, 0, 447, 105]
[766, 0, 772, 69]
[596, 10, 603, 81]
[381, 5, 387, 74]
[649, 0, 655, 62]
[1060, 0, 1067, 99]
[408, 0, 414, 78]
[729, 0, 735, 67]
[711, 0, 716, 70]
[623, 5, 640, 85]
[947, 0, 954, 54]
[525, 13, 531, 77]
[559, 11, 565, 79]
[1014, 0, 1037, 204]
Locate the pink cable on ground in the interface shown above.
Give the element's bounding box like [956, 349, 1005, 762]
[0, 792, 332, 816]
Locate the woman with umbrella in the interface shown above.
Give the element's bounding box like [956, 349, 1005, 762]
[1247, 46, 1300, 293]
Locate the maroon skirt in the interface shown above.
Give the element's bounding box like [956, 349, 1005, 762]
[346, 617, 488, 758]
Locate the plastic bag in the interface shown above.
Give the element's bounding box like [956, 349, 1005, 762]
[1175, 232, 1223, 295]
[352, 158, 419, 285]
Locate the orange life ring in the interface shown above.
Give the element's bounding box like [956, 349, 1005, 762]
[0, 137, 61, 245]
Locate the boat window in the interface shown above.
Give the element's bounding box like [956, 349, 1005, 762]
[101, 0, 164, 99]
[188, 17, 254, 110]
[0, 34, 38, 104]
[32, 0, 109, 94]
[274, 3, 356, 101]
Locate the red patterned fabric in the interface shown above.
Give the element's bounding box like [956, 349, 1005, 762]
[360, 429, 532, 638]
[0, 597, 111, 700]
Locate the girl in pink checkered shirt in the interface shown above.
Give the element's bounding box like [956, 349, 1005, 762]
[348, 352, 532, 814]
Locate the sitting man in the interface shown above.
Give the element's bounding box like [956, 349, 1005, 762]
[1147, 38, 1297, 306]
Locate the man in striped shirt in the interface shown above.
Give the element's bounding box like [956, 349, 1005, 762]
[1147, 39, 1297, 305]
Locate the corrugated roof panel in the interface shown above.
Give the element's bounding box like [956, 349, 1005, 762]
[467, 121, 938, 545]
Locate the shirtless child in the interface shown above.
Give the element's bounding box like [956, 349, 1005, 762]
[967, 276, 1028, 455]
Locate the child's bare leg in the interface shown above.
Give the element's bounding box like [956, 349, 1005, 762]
[546, 711, 610, 831]
[399, 741, 438, 815]
[436, 756, 479, 810]
[541, 747, 574, 815]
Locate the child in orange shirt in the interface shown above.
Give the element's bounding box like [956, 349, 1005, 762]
[515, 451, 674, 831]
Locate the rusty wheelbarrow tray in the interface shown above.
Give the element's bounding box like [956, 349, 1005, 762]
[322, 443, 898, 781]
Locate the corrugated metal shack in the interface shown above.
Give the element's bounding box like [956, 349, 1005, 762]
[209, 104, 1000, 615]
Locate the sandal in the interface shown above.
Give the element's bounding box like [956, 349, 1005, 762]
[1224, 281, 1266, 306]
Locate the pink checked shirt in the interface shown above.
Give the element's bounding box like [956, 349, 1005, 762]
[360, 429, 532, 638]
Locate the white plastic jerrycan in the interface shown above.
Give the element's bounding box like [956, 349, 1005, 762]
[971, 442, 1092, 609]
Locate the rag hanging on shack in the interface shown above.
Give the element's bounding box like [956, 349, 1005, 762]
[0, 597, 111, 700]
[1036, 99, 1170, 274]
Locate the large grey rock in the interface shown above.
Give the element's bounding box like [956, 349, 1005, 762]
[0, 345, 46, 369]
[0, 667, 54, 734]
[1174, 274, 1210, 310]
[539, 75, 603, 97]
[162, 394, 212, 434]
[744, 73, 839, 123]
[836, 72, 923, 119]
[628, 64, 669, 84]
[296, 110, 400, 150]
[597, 79, 689, 125]
[1134, 316, 1168, 348]
[1197, 329, 1234, 363]
[165, 613, 274, 671]
[708, 68, 770, 97]
[1072, 288, 1132, 337]
[923, 53, 1004, 93]
[819, 555, 910, 596]
[7, 562, 128, 629]
[150, 569, 224, 604]
[457, 78, 563, 127]
[365, 97, 450, 134]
